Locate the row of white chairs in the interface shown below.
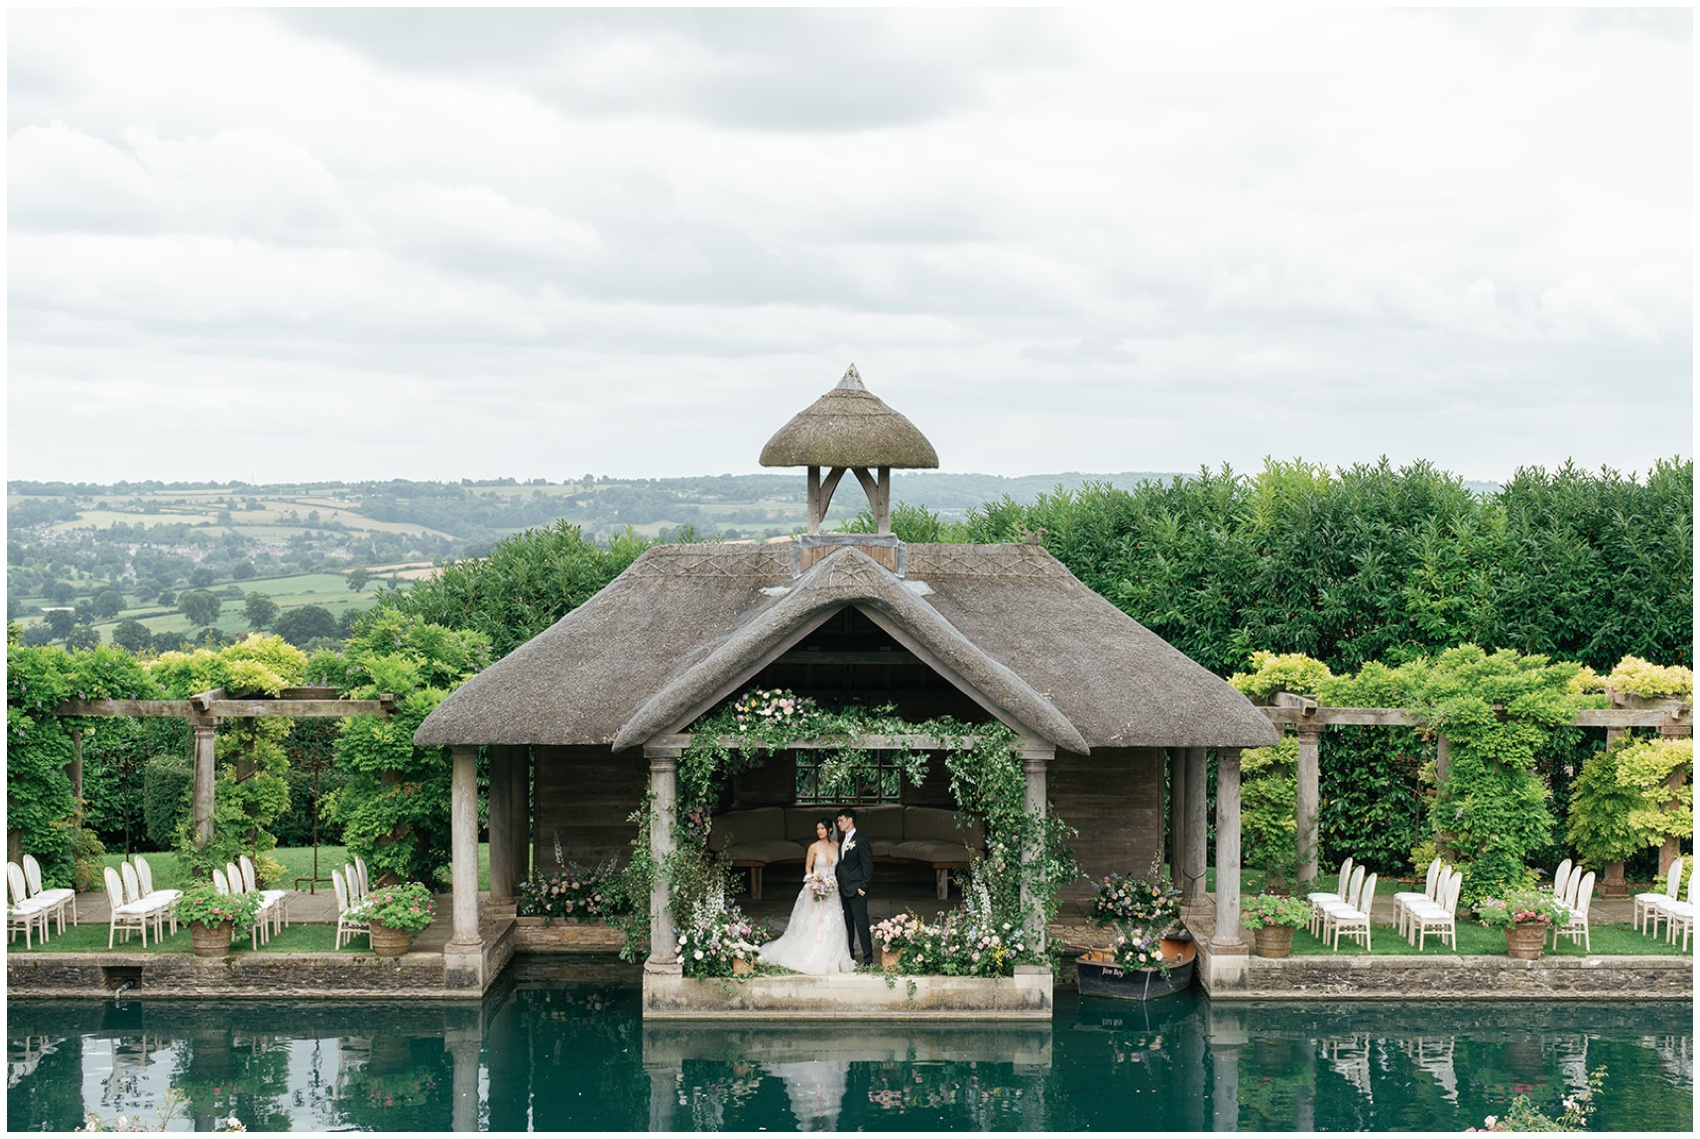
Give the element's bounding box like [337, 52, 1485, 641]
[331, 856, 371, 950]
[7, 855, 78, 947]
[1545, 858, 1597, 952]
[1306, 857, 1377, 950]
[1394, 858, 1463, 950]
[1633, 857, 1694, 950]
[211, 856, 291, 949]
[103, 856, 180, 948]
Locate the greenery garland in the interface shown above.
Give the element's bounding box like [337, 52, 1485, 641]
[666, 688, 1078, 953]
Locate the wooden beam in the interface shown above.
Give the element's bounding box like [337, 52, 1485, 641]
[647, 732, 985, 752]
[53, 697, 394, 720]
[774, 650, 919, 665]
[189, 688, 225, 714]
[1260, 705, 1691, 731]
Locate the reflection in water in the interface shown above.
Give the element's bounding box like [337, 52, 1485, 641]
[4, 983, 1692, 1131]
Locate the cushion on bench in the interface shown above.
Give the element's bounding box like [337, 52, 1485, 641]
[707, 806, 786, 853]
[889, 839, 974, 864]
[722, 839, 809, 865]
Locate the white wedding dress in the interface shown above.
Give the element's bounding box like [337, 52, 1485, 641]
[758, 859, 855, 974]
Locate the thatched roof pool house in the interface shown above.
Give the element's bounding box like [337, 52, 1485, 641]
[415, 367, 1278, 993]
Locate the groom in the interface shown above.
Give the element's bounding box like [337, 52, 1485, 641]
[836, 808, 874, 963]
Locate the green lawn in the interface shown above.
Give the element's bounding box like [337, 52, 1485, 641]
[9, 920, 370, 955]
[1290, 920, 1691, 957]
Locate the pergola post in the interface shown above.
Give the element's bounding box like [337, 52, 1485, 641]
[446, 745, 482, 954]
[190, 717, 217, 849]
[1167, 747, 1187, 891]
[1211, 747, 1247, 955]
[1294, 726, 1323, 883]
[510, 746, 531, 886]
[487, 745, 516, 909]
[645, 746, 681, 964]
[1182, 746, 1208, 909]
[1020, 739, 1053, 949]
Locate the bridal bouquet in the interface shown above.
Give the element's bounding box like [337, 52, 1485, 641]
[804, 872, 835, 900]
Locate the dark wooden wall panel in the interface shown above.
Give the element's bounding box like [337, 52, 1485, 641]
[532, 746, 646, 871]
[1051, 747, 1165, 899]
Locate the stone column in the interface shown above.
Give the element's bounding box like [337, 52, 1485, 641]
[447, 745, 482, 954]
[1212, 747, 1247, 954]
[646, 747, 681, 963]
[1183, 746, 1208, 910]
[1212, 1042, 1242, 1131]
[511, 746, 531, 885]
[647, 1064, 678, 1131]
[1294, 726, 1323, 883]
[191, 717, 218, 849]
[1168, 747, 1187, 890]
[1020, 741, 1052, 950]
[487, 745, 515, 909]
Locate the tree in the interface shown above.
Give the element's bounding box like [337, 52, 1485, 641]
[272, 604, 340, 648]
[189, 567, 218, 588]
[179, 589, 222, 627]
[231, 560, 256, 580]
[90, 588, 126, 620]
[111, 619, 152, 652]
[346, 567, 371, 591]
[65, 625, 102, 650]
[45, 609, 76, 640]
[243, 593, 280, 630]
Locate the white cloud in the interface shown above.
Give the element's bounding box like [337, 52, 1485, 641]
[5, 7, 1690, 485]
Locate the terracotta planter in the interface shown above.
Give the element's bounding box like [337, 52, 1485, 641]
[368, 921, 415, 958]
[1253, 925, 1295, 959]
[190, 920, 234, 958]
[732, 956, 753, 975]
[1504, 921, 1548, 960]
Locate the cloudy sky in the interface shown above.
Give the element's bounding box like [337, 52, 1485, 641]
[7, 7, 1691, 486]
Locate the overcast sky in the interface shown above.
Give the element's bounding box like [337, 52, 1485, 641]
[7, 7, 1692, 486]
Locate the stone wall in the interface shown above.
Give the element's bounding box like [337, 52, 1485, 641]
[1051, 747, 1165, 898]
[532, 745, 645, 869]
[641, 962, 1052, 1019]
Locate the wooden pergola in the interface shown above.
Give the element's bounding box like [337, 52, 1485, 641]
[1256, 692, 1694, 884]
[50, 687, 394, 853]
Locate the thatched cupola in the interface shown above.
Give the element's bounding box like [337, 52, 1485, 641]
[760, 365, 938, 535]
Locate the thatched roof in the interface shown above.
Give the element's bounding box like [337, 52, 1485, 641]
[758, 366, 939, 470]
[414, 542, 1279, 752]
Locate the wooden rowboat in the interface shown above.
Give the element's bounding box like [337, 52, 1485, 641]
[1074, 934, 1196, 1001]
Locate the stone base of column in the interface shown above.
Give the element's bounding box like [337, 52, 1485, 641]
[645, 959, 684, 976]
[480, 898, 518, 917]
[1208, 939, 1250, 956]
[443, 942, 485, 991]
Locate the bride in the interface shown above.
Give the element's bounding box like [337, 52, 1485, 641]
[758, 817, 855, 974]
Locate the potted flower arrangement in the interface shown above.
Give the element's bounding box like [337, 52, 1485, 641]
[1476, 888, 1569, 960]
[353, 883, 435, 957]
[517, 859, 628, 925]
[871, 912, 924, 971]
[1240, 894, 1314, 958]
[173, 881, 264, 957]
[896, 911, 1031, 978]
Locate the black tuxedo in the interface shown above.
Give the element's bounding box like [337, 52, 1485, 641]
[837, 828, 874, 960]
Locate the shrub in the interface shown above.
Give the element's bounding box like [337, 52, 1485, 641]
[143, 755, 192, 850]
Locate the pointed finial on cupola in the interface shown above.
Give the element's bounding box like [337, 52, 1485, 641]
[759, 364, 938, 535]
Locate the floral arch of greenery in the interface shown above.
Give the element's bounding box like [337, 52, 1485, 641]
[614, 689, 1079, 965]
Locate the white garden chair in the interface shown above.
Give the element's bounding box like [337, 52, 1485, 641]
[8, 863, 54, 947]
[1634, 858, 1682, 936]
[1552, 870, 1595, 952]
[21, 853, 76, 933]
[343, 861, 367, 907]
[1317, 863, 1365, 943]
[1655, 870, 1694, 951]
[332, 867, 369, 950]
[1551, 858, 1573, 905]
[1330, 872, 1378, 951]
[239, 855, 290, 935]
[1394, 857, 1442, 940]
[120, 861, 173, 942]
[103, 866, 157, 948]
[1406, 867, 1461, 951]
[132, 856, 181, 936]
[1308, 857, 1354, 935]
[353, 854, 370, 899]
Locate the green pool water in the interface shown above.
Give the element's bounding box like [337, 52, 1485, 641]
[7, 972, 1692, 1131]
